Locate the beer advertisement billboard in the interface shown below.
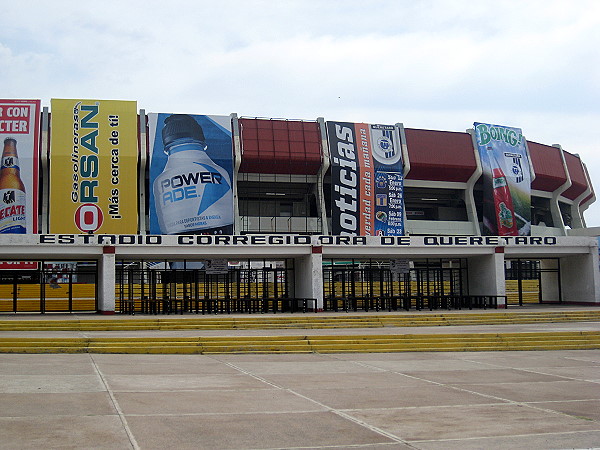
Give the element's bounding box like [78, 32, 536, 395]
[474, 122, 531, 236]
[49, 99, 138, 234]
[0, 99, 40, 234]
[148, 113, 234, 235]
[327, 121, 404, 236]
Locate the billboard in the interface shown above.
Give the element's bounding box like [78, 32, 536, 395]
[474, 122, 531, 236]
[148, 113, 234, 235]
[49, 99, 138, 234]
[0, 99, 40, 234]
[327, 121, 404, 236]
[0, 261, 38, 270]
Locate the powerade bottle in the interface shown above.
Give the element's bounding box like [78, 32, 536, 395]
[153, 114, 233, 235]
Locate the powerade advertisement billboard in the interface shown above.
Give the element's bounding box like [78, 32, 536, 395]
[49, 99, 138, 234]
[148, 113, 234, 235]
[474, 122, 531, 236]
[0, 99, 40, 234]
[327, 121, 404, 236]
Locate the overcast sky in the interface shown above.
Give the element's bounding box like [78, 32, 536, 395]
[2, 0, 599, 226]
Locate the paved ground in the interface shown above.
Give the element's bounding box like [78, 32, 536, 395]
[1, 307, 599, 449]
[0, 349, 599, 449]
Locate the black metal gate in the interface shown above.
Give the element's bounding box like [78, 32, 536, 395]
[116, 259, 294, 314]
[505, 258, 561, 306]
[322, 259, 467, 311]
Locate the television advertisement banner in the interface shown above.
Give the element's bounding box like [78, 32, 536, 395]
[148, 113, 234, 235]
[327, 121, 404, 236]
[474, 122, 531, 236]
[49, 99, 138, 234]
[0, 99, 40, 234]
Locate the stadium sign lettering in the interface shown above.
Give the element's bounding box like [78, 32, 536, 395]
[38, 234, 557, 246]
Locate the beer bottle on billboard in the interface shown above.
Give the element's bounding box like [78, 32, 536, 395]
[487, 146, 518, 236]
[153, 114, 233, 235]
[0, 138, 26, 234]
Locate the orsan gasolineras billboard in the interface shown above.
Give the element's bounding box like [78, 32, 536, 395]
[148, 113, 234, 235]
[327, 121, 404, 236]
[474, 122, 531, 236]
[0, 99, 40, 234]
[49, 99, 138, 234]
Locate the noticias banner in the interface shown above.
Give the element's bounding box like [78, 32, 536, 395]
[327, 121, 404, 236]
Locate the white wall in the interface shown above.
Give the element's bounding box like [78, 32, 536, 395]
[532, 225, 566, 236]
[540, 259, 560, 302]
[560, 252, 600, 304]
[406, 220, 474, 236]
[567, 226, 600, 237]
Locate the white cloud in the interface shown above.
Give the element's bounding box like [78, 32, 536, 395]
[1, 0, 599, 224]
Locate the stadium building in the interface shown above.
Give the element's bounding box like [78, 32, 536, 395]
[0, 99, 598, 314]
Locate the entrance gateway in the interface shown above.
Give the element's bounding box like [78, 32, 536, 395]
[0, 234, 598, 313]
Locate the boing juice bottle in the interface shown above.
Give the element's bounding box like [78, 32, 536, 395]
[153, 115, 233, 235]
[487, 147, 518, 236]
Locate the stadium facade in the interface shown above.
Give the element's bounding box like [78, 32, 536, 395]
[0, 99, 598, 314]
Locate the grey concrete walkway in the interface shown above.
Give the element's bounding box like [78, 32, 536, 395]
[1, 349, 599, 449]
[1, 307, 599, 448]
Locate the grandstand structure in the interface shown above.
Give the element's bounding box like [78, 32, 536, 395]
[0, 109, 598, 314]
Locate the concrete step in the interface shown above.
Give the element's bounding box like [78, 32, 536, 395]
[0, 310, 599, 331]
[0, 331, 598, 354]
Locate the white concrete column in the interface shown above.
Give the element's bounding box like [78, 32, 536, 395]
[466, 128, 483, 235]
[550, 144, 570, 234]
[467, 252, 506, 307]
[138, 110, 148, 234]
[231, 113, 242, 234]
[98, 251, 116, 313]
[295, 249, 323, 310]
[560, 248, 600, 304]
[316, 118, 331, 235]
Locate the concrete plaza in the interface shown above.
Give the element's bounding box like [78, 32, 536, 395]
[1, 347, 599, 449]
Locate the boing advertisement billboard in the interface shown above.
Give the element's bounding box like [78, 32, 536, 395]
[148, 113, 234, 235]
[474, 122, 531, 236]
[327, 121, 404, 236]
[0, 99, 40, 234]
[49, 99, 139, 234]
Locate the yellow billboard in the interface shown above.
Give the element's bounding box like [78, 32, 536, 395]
[49, 99, 138, 233]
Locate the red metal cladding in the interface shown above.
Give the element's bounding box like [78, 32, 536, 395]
[239, 118, 322, 175]
[238, 120, 592, 199]
[404, 129, 476, 182]
[528, 142, 567, 192]
[562, 151, 588, 200]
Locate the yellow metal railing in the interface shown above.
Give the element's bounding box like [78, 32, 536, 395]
[0, 284, 96, 312]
